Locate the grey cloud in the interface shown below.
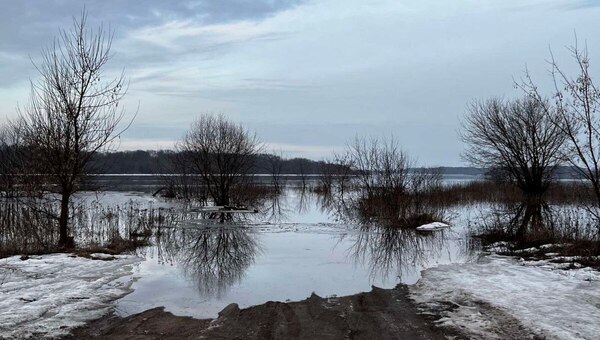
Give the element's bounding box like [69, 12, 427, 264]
[0, 0, 302, 86]
[187, 0, 305, 23]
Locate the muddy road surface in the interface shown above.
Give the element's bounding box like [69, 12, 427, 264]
[67, 285, 453, 340]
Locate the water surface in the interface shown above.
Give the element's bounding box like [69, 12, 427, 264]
[99, 188, 474, 318]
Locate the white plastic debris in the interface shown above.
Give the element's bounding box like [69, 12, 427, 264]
[416, 222, 450, 231]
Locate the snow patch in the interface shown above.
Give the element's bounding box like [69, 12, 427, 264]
[0, 253, 140, 339]
[410, 255, 600, 339]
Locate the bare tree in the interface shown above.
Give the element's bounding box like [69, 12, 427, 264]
[519, 42, 600, 211]
[177, 114, 262, 207]
[460, 97, 566, 198]
[17, 12, 131, 247]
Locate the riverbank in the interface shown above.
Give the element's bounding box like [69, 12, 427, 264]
[4, 251, 598, 339]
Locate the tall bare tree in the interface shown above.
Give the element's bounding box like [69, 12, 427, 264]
[460, 97, 566, 198]
[177, 114, 262, 207]
[17, 12, 131, 247]
[519, 42, 600, 211]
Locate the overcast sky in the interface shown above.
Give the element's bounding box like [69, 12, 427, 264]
[1, 0, 600, 165]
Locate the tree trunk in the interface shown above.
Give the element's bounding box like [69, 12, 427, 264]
[58, 193, 71, 248]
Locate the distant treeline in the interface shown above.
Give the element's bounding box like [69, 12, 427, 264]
[89, 150, 330, 174]
[426, 166, 581, 179]
[85, 150, 583, 177]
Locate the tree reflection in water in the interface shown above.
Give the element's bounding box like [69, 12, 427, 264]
[295, 188, 313, 216]
[259, 193, 291, 223]
[473, 199, 557, 248]
[313, 186, 457, 281]
[153, 224, 261, 298]
[343, 224, 448, 282]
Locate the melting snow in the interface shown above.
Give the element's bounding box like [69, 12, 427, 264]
[410, 255, 600, 339]
[0, 253, 140, 339]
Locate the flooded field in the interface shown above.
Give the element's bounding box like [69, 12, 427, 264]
[108, 188, 473, 318]
[117, 202, 466, 318]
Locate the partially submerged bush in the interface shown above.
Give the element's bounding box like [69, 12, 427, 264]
[324, 136, 447, 228]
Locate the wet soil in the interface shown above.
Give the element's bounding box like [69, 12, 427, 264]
[66, 285, 451, 340]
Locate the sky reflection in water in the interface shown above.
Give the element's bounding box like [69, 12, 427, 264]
[108, 188, 472, 318]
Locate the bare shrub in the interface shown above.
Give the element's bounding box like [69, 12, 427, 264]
[297, 159, 308, 190]
[317, 161, 336, 195]
[328, 136, 445, 228]
[0, 198, 175, 257]
[470, 202, 600, 267]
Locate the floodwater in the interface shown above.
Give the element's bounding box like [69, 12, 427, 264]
[76, 178, 477, 319]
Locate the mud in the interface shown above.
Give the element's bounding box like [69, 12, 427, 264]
[66, 285, 452, 340]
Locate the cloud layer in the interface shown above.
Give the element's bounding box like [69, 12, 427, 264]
[1, 0, 600, 164]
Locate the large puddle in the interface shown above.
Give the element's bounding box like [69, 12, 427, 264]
[83, 189, 476, 319]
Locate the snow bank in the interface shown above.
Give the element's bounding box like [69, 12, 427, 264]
[0, 253, 140, 339]
[410, 255, 600, 339]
